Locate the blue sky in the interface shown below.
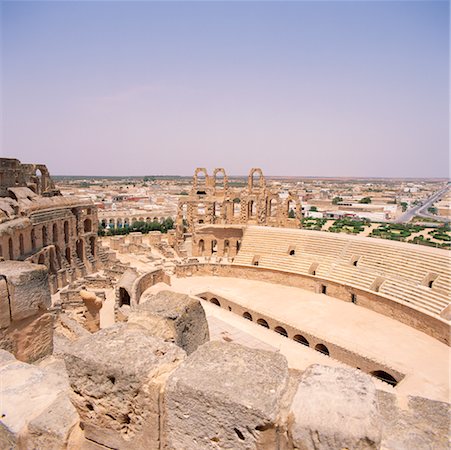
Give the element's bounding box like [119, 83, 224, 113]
[1, 0, 449, 177]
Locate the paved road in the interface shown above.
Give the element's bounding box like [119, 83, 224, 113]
[396, 185, 449, 223]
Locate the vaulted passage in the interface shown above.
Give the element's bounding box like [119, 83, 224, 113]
[370, 370, 398, 387]
[119, 287, 131, 306]
[315, 343, 329, 356]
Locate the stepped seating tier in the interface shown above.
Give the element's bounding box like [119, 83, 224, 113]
[233, 226, 451, 319]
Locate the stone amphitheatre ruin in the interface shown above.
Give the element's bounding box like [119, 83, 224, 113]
[0, 162, 450, 449]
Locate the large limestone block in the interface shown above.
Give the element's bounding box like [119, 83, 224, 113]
[164, 341, 290, 450]
[0, 261, 51, 321]
[289, 365, 382, 450]
[0, 311, 53, 363]
[61, 323, 186, 449]
[0, 277, 11, 328]
[0, 352, 79, 450]
[377, 390, 450, 450]
[129, 290, 209, 355]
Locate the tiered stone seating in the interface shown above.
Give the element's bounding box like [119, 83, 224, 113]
[234, 226, 451, 318]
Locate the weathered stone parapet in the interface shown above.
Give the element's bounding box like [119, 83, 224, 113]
[289, 364, 382, 450]
[0, 261, 53, 362]
[129, 290, 209, 355]
[0, 350, 80, 450]
[163, 341, 291, 449]
[61, 323, 186, 449]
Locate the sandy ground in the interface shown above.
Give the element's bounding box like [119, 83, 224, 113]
[143, 276, 450, 403]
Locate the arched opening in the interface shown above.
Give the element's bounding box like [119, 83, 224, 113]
[48, 247, 57, 273]
[321, 285, 327, 295]
[0, 244, 3, 258]
[31, 229, 36, 250]
[248, 200, 256, 218]
[243, 312, 253, 321]
[19, 233, 24, 256]
[257, 318, 269, 328]
[233, 199, 241, 217]
[42, 226, 48, 246]
[214, 169, 226, 190]
[76, 239, 84, 261]
[214, 202, 221, 217]
[52, 223, 59, 243]
[65, 247, 71, 264]
[370, 371, 398, 387]
[117, 218, 123, 228]
[315, 343, 329, 356]
[250, 169, 263, 189]
[84, 218, 92, 233]
[211, 240, 217, 255]
[198, 239, 205, 256]
[35, 168, 43, 192]
[274, 326, 288, 337]
[210, 298, 221, 307]
[90, 236, 96, 257]
[119, 287, 131, 306]
[293, 335, 309, 346]
[351, 293, 357, 304]
[223, 240, 230, 257]
[8, 238, 13, 260]
[287, 200, 296, 219]
[195, 169, 207, 188]
[236, 240, 241, 252]
[197, 203, 205, 215]
[428, 280, 434, 288]
[269, 198, 277, 217]
[38, 254, 45, 265]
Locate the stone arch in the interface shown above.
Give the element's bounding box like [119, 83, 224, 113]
[193, 168, 208, 192]
[42, 225, 48, 246]
[243, 312, 253, 321]
[370, 370, 398, 387]
[118, 287, 131, 306]
[274, 326, 288, 337]
[53, 223, 59, 243]
[19, 233, 24, 256]
[257, 318, 269, 328]
[198, 239, 205, 256]
[65, 246, 71, 264]
[315, 343, 329, 356]
[48, 247, 58, 273]
[210, 298, 220, 307]
[223, 239, 230, 257]
[248, 200, 257, 218]
[233, 198, 241, 217]
[293, 334, 309, 346]
[31, 228, 36, 250]
[213, 168, 227, 190]
[268, 198, 278, 217]
[84, 218, 92, 233]
[76, 239, 84, 261]
[248, 168, 265, 190]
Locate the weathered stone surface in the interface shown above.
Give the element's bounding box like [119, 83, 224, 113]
[61, 323, 186, 449]
[0, 352, 79, 450]
[289, 364, 382, 450]
[0, 277, 11, 328]
[0, 311, 53, 363]
[163, 341, 290, 450]
[0, 261, 51, 321]
[0, 348, 15, 366]
[130, 290, 209, 355]
[377, 390, 450, 450]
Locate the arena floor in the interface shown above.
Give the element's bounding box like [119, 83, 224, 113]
[143, 276, 450, 403]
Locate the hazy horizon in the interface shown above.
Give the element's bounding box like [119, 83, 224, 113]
[2, 1, 449, 178]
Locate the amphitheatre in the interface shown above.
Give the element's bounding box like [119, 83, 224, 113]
[0, 159, 450, 449]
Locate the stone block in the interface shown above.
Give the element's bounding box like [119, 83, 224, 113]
[0, 353, 79, 450]
[0, 261, 51, 321]
[129, 290, 209, 355]
[61, 323, 185, 449]
[0, 277, 11, 328]
[163, 341, 290, 450]
[289, 364, 382, 450]
[0, 311, 53, 363]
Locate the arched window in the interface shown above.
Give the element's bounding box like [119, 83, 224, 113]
[84, 218, 92, 233]
[274, 326, 288, 337]
[8, 237, 13, 260]
[19, 233, 24, 256]
[243, 312, 253, 321]
[293, 335, 309, 346]
[53, 223, 59, 243]
[42, 226, 48, 246]
[119, 287, 131, 306]
[76, 239, 84, 261]
[211, 240, 217, 254]
[370, 371, 398, 387]
[315, 343, 329, 356]
[257, 318, 269, 328]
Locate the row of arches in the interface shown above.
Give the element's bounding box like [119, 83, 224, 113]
[205, 297, 398, 387]
[99, 216, 167, 228]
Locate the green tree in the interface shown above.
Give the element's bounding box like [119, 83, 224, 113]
[400, 202, 408, 212]
[428, 206, 438, 215]
[332, 197, 343, 205]
[358, 197, 372, 204]
[309, 206, 318, 212]
[288, 209, 295, 218]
